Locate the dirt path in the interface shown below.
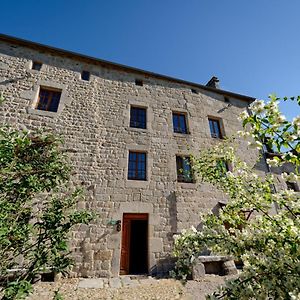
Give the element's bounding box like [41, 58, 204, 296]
[25, 275, 229, 300]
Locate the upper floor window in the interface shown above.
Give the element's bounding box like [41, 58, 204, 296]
[173, 112, 188, 134]
[176, 156, 194, 183]
[81, 70, 90, 81]
[208, 118, 223, 139]
[128, 151, 147, 181]
[36, 87, 62, 112]
[32, 61, 42, 71]
[130, 106, 147, 129]
[135, 79, 143, 86]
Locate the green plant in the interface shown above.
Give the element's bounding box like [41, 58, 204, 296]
[0, 126, 93, 299]
[172, 96, 299, 299]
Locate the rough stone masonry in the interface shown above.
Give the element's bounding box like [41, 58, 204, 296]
[0, 34, 287, 278]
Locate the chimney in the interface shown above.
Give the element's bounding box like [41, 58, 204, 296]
[206, 76, 220, 89]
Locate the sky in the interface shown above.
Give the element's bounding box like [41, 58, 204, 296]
[0, 0, 299, 120]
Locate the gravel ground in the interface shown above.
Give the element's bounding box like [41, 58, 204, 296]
[25, 275, 229, 300]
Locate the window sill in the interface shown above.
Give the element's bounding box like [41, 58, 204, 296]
[177, 182, 196, 189]
[173, 132, 190, 137]
[127, 127, 148, 133]
[27, 107, 58, 117]
[126, 180, 149, 188]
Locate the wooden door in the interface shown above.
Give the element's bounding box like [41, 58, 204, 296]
[120, 213, 148, 275]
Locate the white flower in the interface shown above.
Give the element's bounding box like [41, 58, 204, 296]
[226, 171, 234, 177]
[237, 131, 251, 138]
[248, 140, 262, 150]
[281, 172, 289, 181]
[281, 172, 299, 183]
[268, 101, 279, 113]
[287, 173, 298, 183]
[292, 116, 300, 127]
[250, 100, 265, 113]
[283, 133, 297, 142]
[274, 114, 286, 124]
[266, 158, 280, 167]
[238, 111, 249, 121]
[190, 225, 197, 233]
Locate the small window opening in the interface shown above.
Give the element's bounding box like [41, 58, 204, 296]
[224, 97, 230, 103]
[32, 61, 42, 71]
[135, 79, 143, 86]
[191, 88, 198, 94]
[81, 71, 90, 81]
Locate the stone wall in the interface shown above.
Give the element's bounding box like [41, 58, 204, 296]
[0, 39, 269, 277]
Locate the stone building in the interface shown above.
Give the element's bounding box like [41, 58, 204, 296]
[0, 34, 281, 278]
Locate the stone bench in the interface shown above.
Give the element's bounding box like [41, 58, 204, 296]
[192, 256, 238, 280]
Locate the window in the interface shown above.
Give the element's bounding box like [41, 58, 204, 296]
[173, 112, 188, 134]
[128, 151, 147, 181]
[130, 106, 147, 129]
[135, 79, 143, 86]
[81, 71, 90, 81]
[208, 118, 223, 139]
[32, 61, 42, 71]
[36, 87, 62, 112]
[176, 156, 194, 183]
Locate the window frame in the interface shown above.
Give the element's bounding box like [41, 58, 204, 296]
[172, 112, 188, 134]
[176, 155, 194, 183]
[130, 106, 147, 129]
[208, 117, 223, 139]
[36, 87, 62, 113]
[128, 151, 147, 181]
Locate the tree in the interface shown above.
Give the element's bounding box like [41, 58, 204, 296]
[172, 95, 300, 299]
[0, 126, 93, 299]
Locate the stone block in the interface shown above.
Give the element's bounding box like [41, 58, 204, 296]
[192, 261, 205, 280]
[222, 260, 238, 275]
[150, 238, 163, 252]
[109, 277, 122, 288]
[78, 278, 104, 289]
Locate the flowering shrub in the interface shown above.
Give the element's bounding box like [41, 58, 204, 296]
[0, 127, 94, 299]
[172, 96, 299, 299]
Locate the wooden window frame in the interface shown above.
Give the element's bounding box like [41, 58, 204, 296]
[130, 106, 147, 129]
[128, 151, 147, 181]
[208, 117, 223, 139]
[172, 112, 188, 134]
[176, 156, 194, 183]
[36, 87, 62, 112]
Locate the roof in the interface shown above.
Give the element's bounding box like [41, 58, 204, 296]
[0, 33, 256, 103]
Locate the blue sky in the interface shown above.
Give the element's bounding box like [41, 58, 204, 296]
[0, 0, 299, 119]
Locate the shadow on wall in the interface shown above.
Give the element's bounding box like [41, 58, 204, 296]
[149, 256, 177, 278]
[167, 191, 177, 240]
